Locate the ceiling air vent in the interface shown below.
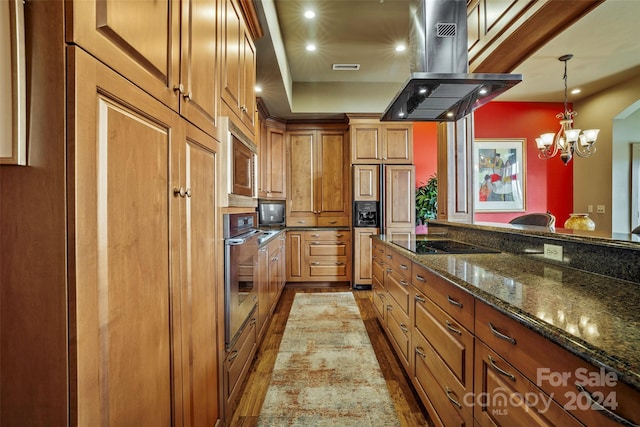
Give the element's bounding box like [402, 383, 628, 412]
[332, 64, 360, 71]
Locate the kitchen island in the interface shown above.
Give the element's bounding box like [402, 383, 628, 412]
[372, 224, 640, 427]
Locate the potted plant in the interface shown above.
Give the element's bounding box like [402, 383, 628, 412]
[416, 174, 438, 226]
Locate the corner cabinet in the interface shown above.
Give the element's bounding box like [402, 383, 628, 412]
[349, 117, 413, 164]
[69, 48, 222, 426]
[286, 124, 351, 227]
[220, 0, 256, 133]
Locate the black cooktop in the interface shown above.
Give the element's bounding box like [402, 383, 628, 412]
[391, 238, 500, 254]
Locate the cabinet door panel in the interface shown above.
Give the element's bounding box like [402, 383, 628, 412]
[351, 125, 381, 163]
[268, 128, 286, 198]
[286, 232, 303, 281]
[179, 0, 220, 136]
[318, 132, 348, 214]
[287, 132, 316, 226]
[220, 0, 242, 111]
[385, 165, 415, 228]
[67, 0, 180, 111]
[353, 164, 379, 201]
[241, 31, 256, 128]
[383, 126, 412, 163]
[71, 48, 180, 426]
[180, 127, 219, 426]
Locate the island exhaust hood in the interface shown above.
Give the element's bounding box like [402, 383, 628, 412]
[380, 0, 522, 122]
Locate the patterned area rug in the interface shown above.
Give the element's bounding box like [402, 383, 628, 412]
[257, 292, 400, 426]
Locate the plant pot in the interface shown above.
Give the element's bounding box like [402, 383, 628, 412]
[563, 213, 595, 231]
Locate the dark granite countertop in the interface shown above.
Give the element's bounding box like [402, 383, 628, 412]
[373, 234, 640, 392]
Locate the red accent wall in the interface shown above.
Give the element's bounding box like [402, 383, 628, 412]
[412, 102, 574, 225]
[413, 122, 439, 186]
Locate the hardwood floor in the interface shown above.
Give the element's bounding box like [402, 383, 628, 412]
[227, 285, 431, 426]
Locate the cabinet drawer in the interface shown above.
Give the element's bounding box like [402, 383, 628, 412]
[385, 297, 411, 370]
[413, 330, 472, 427]
[305, 230, 350, 240]
[307, 241, 349, 257]
[317, 216, 349, 227]
[308, 261, 348, 278]
[225, 314, 257, 399]
[387, 269, 411, 316]
[372, 256, 385, 286]
[414, 292, 473, 391]
[476, 300, 640, 427]
[384, 249, 412, 280]
[413, 262, 474, 331]
[475, 340, 583, 427]
[372, 287, 386, 322]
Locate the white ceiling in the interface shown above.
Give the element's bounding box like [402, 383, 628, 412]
[254, 0, 640, 121]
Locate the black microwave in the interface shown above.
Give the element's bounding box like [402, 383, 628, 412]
[257, 201, 285, 226]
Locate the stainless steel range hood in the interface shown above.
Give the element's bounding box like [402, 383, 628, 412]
[381, 0, 522, 122]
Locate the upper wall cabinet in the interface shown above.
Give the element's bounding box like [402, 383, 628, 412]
[66, 0, 222, 138]
[349, 117, 413, 164]
[220, 0, 256, 135]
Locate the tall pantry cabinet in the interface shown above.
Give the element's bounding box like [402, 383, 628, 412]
[0, 0, 255, 424]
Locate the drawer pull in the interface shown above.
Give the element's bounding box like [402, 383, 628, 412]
[329, 221, 337, 224]
[447, 296, 463, 308]
[377, 293, 385, 300]
[415, 347, 427, 358]
[575, 383, 636, 426]
[488, 322, 517, 344]
[228, 350, 239, 363]
[311, 234, 320, 237]
[311, 262, 320, 266]
[386, 305, 393, 312]
[400, 264, 409, 270]
[415, 294, 426, 303]
[399, 323, 409, 333]
[446, 388, 462, 409]
[335, 233, 343, 237]
[415, 274, 426, 282]
[335, 262, 344, 266]
[297, 220, 307, 224]
[386, 254, 393, 259]
[445, 320, 462, 335]
[488, 355, 516, 381]
[386, 268, 393, 273]
[399, 279, 408, 286]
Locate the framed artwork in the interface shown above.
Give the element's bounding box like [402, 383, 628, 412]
[473, 138, 526, 212]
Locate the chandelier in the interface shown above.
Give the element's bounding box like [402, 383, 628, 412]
[535, 54, 599, 165]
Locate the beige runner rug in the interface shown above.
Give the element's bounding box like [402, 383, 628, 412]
[257, 292, 400, 426]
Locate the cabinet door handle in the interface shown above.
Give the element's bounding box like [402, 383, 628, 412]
[399, 323, 408, 333]
[575, 383, 635, 426]
[183, 91, 192, 101]
[415, 294, 426, 303]
[386, 305, 392, 312]
[445, 320, 462, 335]
[488, 322, 517, 344]
[415, 274, 426, 282]
[173, 187, 186, 197]
[311, 262, 320, 265]
[228, 350, 239, 363]
[445, 388, 462, 409]
[415, 346, 426, 358]
[173, 84, 184, 94]
[488, 355, 516, 381]
[447, 296, 463, 308]
[185, 188, 191, 197]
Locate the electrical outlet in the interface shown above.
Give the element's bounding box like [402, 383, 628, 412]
[543, 244, 563, 261]
[588, 205, 593, 213]
[597, 205, 606, 214]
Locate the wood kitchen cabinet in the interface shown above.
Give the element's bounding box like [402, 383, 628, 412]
[286, 230, 351, 283]
[349, 117, 413, 164]
[353, 164, 379, 201]
[286, 124, 350, 227]
[220, 0, 256, 134]
[69, 48, 222, 426]
[66, 0, 222, 138]
[385, 164, 416, 230]
[371, 240, 387, 322]
[257, 116, 286, 200]
[353, 228, 378, 288]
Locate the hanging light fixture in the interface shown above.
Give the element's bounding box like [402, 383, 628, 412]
[535, 54, 599, 165]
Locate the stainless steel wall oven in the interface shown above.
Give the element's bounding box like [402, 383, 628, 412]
[223, 213, 259, 349]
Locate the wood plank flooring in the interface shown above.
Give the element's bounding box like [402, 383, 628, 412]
[227, 285, 432, 426]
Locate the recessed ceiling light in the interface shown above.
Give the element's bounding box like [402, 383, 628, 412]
[571, 88, 581, 95]
[304, 10, 315, 19]
[306, 44, 316, 52]
[395, 44, 406, 52]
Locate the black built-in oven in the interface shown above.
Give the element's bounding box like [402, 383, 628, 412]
[223, 213, 260, 349]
